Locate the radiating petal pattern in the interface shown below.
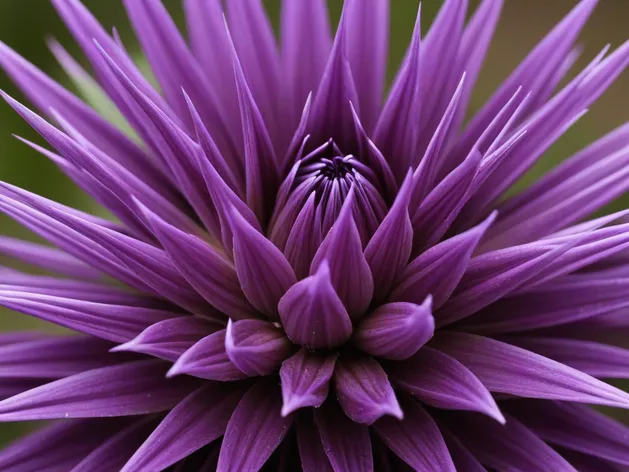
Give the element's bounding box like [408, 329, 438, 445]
[0, 0, 628, 469]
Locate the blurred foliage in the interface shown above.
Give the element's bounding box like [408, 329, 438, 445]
[0, 0, 628, 446]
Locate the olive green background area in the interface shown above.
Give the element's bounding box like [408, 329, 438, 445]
[0, 0, 628, 446]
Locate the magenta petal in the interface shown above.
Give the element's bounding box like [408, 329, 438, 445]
[353, 299, 434, 360]
[0, 360, 200, 421]
[314, 401, 373, 472]
[121, 383, 245, 472]
[334, 355, 402, 425]
[373, 395, 456, 472]
[388, 346, 505, 423]
[167, 329, 247, 382]
[278, 260, 352, 349]
[217, 379, 293, 472]
[365, 172, 414, 303]
[311, 190, 374, 319]
[279, 348, 338, 416]
[231, 209, 297, 318]
[225, 319, 292, 376]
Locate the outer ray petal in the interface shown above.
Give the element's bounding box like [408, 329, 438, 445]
[0, 360, 200, 421]
[314, 401, 373, 472]
[433, 332, 629, 408]
[217, 379, 293, 472]
[373, 396, 456, 472]
[121, 383, 245, 472]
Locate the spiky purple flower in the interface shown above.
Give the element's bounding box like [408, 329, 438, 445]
[0, 0, 629, 470]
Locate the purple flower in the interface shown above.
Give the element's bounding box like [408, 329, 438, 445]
[1, 0, 629, 469]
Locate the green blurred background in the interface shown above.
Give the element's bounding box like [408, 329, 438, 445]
[0, 0, 628, 446]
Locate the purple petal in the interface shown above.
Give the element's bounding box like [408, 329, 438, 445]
[314, 401, 373, 472]
[437, 234, 580, 326]
[501, 121, 629, 220]
[392, 212, 495, 309]
[354, 299, 434, 360]
[167, 329, 247, 381]
[0, 236, 99, 280]
[456, 0, 597, 159]
[193, 142, 260, 254]
[437, 423, 488, 472]
[463, 273, 629, 334]
[296, 414, 333, 472]
[345, 0, 388, 132]
[123, 0, 238, 158]
[184, 91, 244, 196]
[225, 319, 292, 376]
[374, 5, 421, 182]
[141, 204, 256, 320]
[184, 0, 241, 148]
[72, 417, 158, 472]
[0, 335, 122, 379]
[226, 0, 285, 150]
[280, 0, 331, 120]
[555, 448, 622, 472]
[311, 190, 374, 319]
[279, 348, 338, 417]
[387, 346, 504, 423]
[308, 5, 360, 150]
[414, 0, 467, 160]
[122, 383, 245, 472]
[505, 399, 629, 467]
[226, 23, 280, 223]
[0, 360, 199, 421]
[217, 379, 293, 472]
[0, 289, 176, 343]
[507, 337, 629, 379]
[411, 148, 482, 252]
[0, 40, 173, 200]
[412, 74, 466, 197]
[365, 172, 414, 303]
[231, 209, 297, 318]
[278, 260, 352, 349]
[373, 395, 455, 472]
[350, 104, 398, 201]
[0, 418, 132, 472]
[95, 42, 224, 240]
[449, 0, 504, 136]
[334, 355, 402, 425]
[284, 193, 321, 279]
[442, 411, 576, 471]
[433, 332, 629, 408]
[111, 315, 221, 362]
